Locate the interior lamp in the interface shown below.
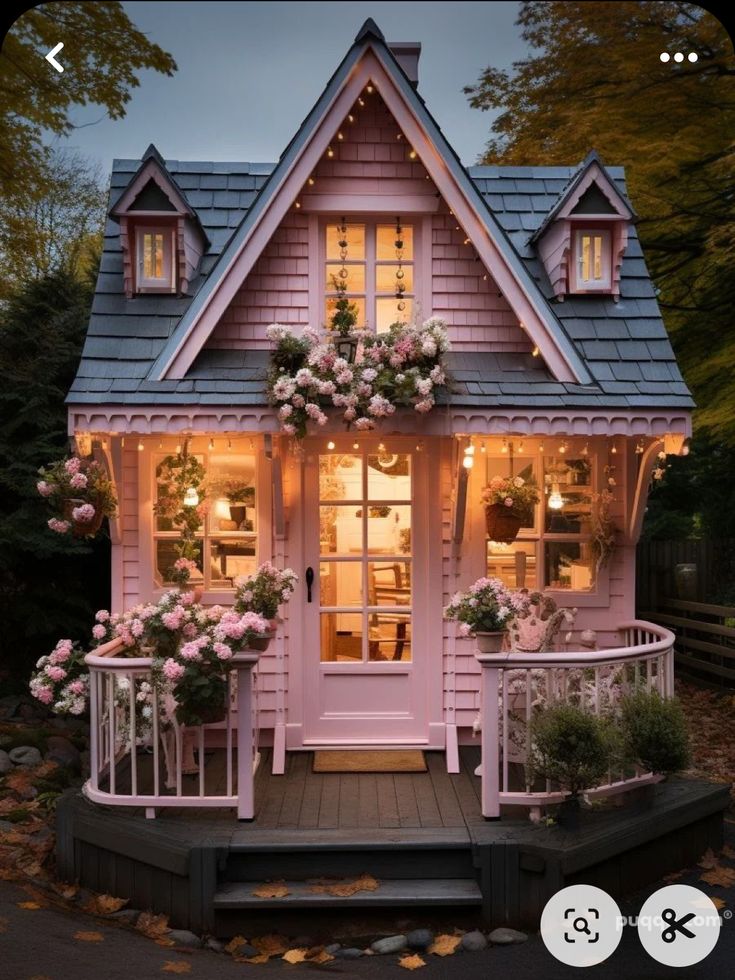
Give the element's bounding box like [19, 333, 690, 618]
[548, 485, 564, 510]
[183, 487, 200, 507]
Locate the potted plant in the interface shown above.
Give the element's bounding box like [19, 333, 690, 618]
[482, 474, 540, 544]
[37, 454, 117, 538]
[528, 703, 621, 828]
[225, 483, 256, 529]
[620, 689, 690, 777]
[169, 557, 203, 600]
[444, 577, 528, 652]
[234, 562, 298, 648]
[328, 273, 360, 363]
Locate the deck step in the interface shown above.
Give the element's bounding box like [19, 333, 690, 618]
[214, 878, 482, 909]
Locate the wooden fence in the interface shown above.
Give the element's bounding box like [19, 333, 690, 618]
[638, 598, 735, 685]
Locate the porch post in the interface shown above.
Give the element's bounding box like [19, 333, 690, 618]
[477, 656, 501, 819]
[235, 653, 260, 821]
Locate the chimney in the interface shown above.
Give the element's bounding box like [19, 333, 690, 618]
[388, 42, 421, 87]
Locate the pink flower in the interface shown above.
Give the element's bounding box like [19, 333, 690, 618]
[69, 472, 88, 490]
[71, 503, 95, 523]
[214, 642, 233, 661]
[50, 640, 73, 664]
[458, 622, 472, 637]
[34, 686, 54, 704]
[180, 641, 203, 661]
[37, 480, 55, 497]
[95, 610, 110, 623]
[182, 621, 198, 638]
[180, 591, 196, 607]
[282, 423, 296, 437]
[69, 680, 86, 695]
[48, 518, 71, 534]
[92, 624, 106, 640]
[504, 497, 513, 507]
[130, 619, 144, 638]
[46, 665, 67, 682]
[162, 658, 185, 681]
[64, 457, 82, 475]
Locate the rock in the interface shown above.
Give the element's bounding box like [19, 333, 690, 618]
[205, 938, 226, 954]
[236, 945, 259, 959]
[111, 908, 141, 926]
[0, 750, 12, 774]
[0, 696, 21, 720]
[488, 927, 528, 946]
[324, 943, 341, 954]
[45, 736, 81, 772]
[8, 746, 42, 767]
[335, 948, 363, 959]
[371, 935, 407, 955]
[168, 929, 202, 948]
[461, 930, 488, 952]
[406, 928, 434, 950]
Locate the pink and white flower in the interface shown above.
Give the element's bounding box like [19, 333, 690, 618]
[48, 518, 71, 534]
[36, 480, 55, 496]
[71, 503, 96, 523]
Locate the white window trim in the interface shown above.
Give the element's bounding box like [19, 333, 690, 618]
[317, 216, 428, 333]
[571, 227, 611, 292]
[135, 226, 176, 293]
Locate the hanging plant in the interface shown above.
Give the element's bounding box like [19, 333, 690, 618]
[37, 454, 117, 538]
[154, 440, 207, 570]
[266, 316, 451, 439]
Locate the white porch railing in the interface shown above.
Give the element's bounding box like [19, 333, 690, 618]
[84, 638, 260, 820]
[475, 620, 676, 819]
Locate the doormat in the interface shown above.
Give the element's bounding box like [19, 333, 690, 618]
[313, 750, 426, 773]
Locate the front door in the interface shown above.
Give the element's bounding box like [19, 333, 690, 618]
[303, 437, 429, 744]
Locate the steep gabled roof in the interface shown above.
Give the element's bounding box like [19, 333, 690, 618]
[146, 19, 591, 385]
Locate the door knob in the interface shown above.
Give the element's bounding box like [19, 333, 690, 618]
[305, 566, 314, 602]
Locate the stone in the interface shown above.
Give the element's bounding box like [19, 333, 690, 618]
[111, 908, 141, 926]
[461, 930, 488, 952]
[324, 943, 341, 954]
[237, 945, 259, 959]
[205, 938, 226, 954]
[406, 928, 434, 950]
[488, 927, 528, 945]
[8, 746, 42, 767]
[0, 750, 12, 774]
[168, 929, 202, 948]
[335, 948, 363, 959]
[371, 935, 407, 954]
[0, 696, 21, 720]
[45, 736, 81, 772]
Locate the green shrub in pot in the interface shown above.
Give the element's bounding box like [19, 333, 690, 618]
[620, 689, 690, 775]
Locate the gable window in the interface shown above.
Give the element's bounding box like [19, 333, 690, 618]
[323, 220, 415, 333]
[573, 229, 610, 291]
[135, 226, 176, 292]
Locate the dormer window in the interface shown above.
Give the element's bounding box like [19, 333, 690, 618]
[136, 226, 176, 293]
[573, 229, 611, 291]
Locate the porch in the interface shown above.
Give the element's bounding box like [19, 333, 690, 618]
[57, 746, 728, 935]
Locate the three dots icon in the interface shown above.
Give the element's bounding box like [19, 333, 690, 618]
[660, 52, 698, 63]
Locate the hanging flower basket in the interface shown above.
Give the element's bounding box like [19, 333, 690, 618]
[63, 497, 105, 538]
[484, 503, 523, 543]
[246, 630, 275, 653]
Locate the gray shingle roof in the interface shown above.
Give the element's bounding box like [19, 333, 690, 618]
[69, 156, 692, 413]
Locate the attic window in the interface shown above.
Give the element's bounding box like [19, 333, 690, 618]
[136, 226, 176, 293]
[573, 229, 611, 291]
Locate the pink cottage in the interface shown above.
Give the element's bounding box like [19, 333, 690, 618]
[65, 20, 697, 847]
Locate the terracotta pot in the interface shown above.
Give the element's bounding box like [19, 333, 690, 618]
[484, 503, 522, 544]
[247, 630, 275, 653]
[475, 631, 506, 653]
[63, 498, 105, 538]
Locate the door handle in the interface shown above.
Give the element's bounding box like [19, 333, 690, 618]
[305, 566, 314, 603]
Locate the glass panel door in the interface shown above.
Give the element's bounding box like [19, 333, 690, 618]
[318, 451, 412, 663]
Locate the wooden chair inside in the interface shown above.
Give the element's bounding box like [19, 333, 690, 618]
[368, 563, 411, 661]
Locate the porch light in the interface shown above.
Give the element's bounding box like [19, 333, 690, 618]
[462, 454, 474, 469]
[366, 84, 374, 94]
[548, 486, 564, 510]
[501, 439, 508, 453]
[137, 441, 144, 452]
[327, 440, 336, 450]
[532, 346, 540, 357]
[184, 487, 199, 508]
[352, 441, 359, 450]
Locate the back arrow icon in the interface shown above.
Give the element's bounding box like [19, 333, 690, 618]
[45, 42, 64, 73]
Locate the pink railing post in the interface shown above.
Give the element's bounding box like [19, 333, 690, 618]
[476, 654, 504, 819]
[235, 653, 260, 821]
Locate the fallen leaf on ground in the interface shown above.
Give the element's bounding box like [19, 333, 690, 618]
[17, 901, 42, 910]
[700, 866, 735, 888]
[282, 948, 308, 964]
[162, 962, 191, 974]
[307, 873, 380, 897]
[235, 953, 270, 964]
[722, 844, 735, 861]
[136, 911, 170, 937]
[698, 849, 717, 870]
[252, 934, 289, 956]
[74, 931, 105, 943]
[225, 935, 248, 955]
[399, 953, 426, 970]
[251, 882, 290, 898]
[82, 893, 128, 916]
[308, 950, 334, 964]
[428, 934, 461, 956]
[54, 882, 79, 901]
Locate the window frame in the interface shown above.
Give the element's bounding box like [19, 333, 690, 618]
[134, 225, 177, 294]
[570, 226, 612, 292]
[318, 216, 425, 334]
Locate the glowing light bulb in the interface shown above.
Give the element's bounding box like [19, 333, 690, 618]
[501, 439, 509, 454]
[308, 176, 315, 186]
[548, 488, 564, 510]
[183, 487, 199, 507]
[462, 454, 474, 469]
[352, 441, 359, 450]
[518, 441, 524, 454]
[582, 444, 589, 456]
[209, 438, 214, 450]
[327, 147, 334, 158]
[348, 114, 354, 123]
[137, 441, 144, 452]
[611, 444, 618, 454]
[480, 442, 486, 453]
[532, 346, 540, 357]
[366, 84, 373, 94]
[327, 440, 335, 450]
[409, 149, 417, 159]
[337, 132, 344, 141]
[295, 200, 301, 208]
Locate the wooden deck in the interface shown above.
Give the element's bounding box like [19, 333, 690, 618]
[57, 749, 730, 936]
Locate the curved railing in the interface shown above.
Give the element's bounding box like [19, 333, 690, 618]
[84, 638, 260, 819]
[474, 621, 676, 819]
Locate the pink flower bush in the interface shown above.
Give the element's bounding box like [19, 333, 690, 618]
[37, 454, 117, 538]
[71, 502, 96, 523]
[234, 562, 298, 620]
[36, 480, 55, 496]
[30, 639, 89, 715]
[481, 474, 540, 519]
[444, 578, 530, 635]
[267, 317, 450, 438]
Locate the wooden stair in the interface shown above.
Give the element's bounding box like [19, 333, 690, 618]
[215, 878, 482, 909]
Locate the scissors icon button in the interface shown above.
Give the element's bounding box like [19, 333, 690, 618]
[661, 908, 696, 943]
